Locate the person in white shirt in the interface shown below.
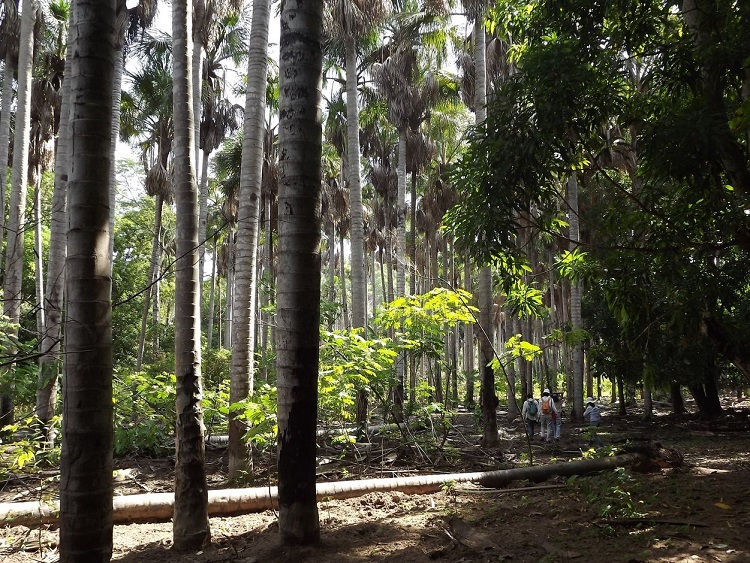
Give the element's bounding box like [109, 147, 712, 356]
[538, 389, 558, 442]
[583, 397, 603, 446]
[552, 392, 563, 439]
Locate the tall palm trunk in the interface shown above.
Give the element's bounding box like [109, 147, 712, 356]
[223, 230, 234, 348]
[59, 0, 116, 557]
[228, 0, 271, 480]
[1, 0, 36, 427]
[33, 182, 44, 338]
[345, 35, 366, 329]
[36, 35, 71, 427]
[206, 236, 217, 347]
[172, 0, 210, 549]
[276, 0, 323, 545]
[136, 194, 164, 370]
[472, 12, 497, 446]
[0, 60, 14, 276]
[568, 172, 584, 421]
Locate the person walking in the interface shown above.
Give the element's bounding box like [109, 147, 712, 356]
[583, 396, 603, 446]
[552, 391, 563, 440]
[521, 393, 540, 439]
[539, 389, 558, 442]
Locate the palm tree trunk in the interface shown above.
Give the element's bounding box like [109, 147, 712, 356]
[472, 11, 497, 445]
[338, 230, 349, 329]
[34, 182, 45, 339]
[59, 0, 115, 557]
[172, 0, 210, 549]
[207, 236, 217, 348]
[199, 149, 210, 292]
[276, 0, 323, 544]
[1, 0, 36, 428]
[463, 254, 474, 406]
[36, 35, 71, 427]
[136, 194, 164, 371]
[345, 35, 366, 330]
[228, 0, 271, 481]
[568, 173, 584, 422]
[223, 231, 234, 349]
[0, 60, 15, 277]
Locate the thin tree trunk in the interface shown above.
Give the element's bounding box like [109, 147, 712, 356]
[228, 0, 271, 480]
[223, 231, 234, 349]
[345, 35, 366, 330]
[34, 182, 45, 340]
[567, 173, 584, 422]
[1, 0, 36, 428]
[136, 194, 164, 371]
[36, 32, 71, 428]
[0, 61, 15, 277]
[172, 0, 210, 548]
[338, 231, 349, 329]
[206, 236, 217, 348]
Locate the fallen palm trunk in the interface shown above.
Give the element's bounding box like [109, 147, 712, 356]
[0, 452, 646, 527]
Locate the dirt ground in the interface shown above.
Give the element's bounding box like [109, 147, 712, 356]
[2, 400, 750, 563]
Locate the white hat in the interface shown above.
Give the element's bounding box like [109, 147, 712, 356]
[543, 388, 550, 394]
[586, 397, 595, 404]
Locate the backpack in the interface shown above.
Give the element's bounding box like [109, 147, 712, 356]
[541, 397, 552, 415]
[527, 399, 538, 418]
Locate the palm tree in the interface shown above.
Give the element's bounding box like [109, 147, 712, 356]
[121, 33, 174, 370]
[228, 0, 271, 481]
[0, 0, 19, 276]
[58, 0, 116, 558]
[196, 9, 246, 288]
[468, 0, 498, 447]
[276, 0, 323, 545]
[325, 0, 390, 332]
[35, 0, 69, 428]
[372, 40, 440, 417]
[172, 0, 211, 548]
[1, 0, 36, 427]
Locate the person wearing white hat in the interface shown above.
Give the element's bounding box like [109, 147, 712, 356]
[538, 389, 558, 442]
[583, 397, 603, 446]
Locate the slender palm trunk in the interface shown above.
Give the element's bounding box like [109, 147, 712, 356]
[223, 231, 234, 348]
[1, 0, 37, 427]
[199, 149, 210, 289]
[36, 36, 71, 427]
[0, 61, 14, 276]
[568, 173, 584, 421]
[473, 13, 497, 446]
[33, 181, 44, 339]
[206, 236, 217, 348]
[345, 36, 366, 330]
[136, 194, 164, 371]
[276, 0, 323, 544]
[338, 231, 349, 329]
[172, 0, 210, 549]
[228, 0, 271, 480]
[59, 0, 116, 557]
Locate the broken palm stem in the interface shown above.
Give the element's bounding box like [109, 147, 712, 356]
[0, 452, 647, 527]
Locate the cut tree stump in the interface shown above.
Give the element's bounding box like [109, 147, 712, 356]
[0, 451, 654, 527]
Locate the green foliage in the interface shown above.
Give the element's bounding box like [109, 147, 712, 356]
[572, 467, 646, 519]
[0, 416, 61, 478]
[231, 384, 278, 447]
[319, 328, 398, 421]
[374, 288, 476, 366]
[202, 346, 231, 389]
[113, 370, 175, 456]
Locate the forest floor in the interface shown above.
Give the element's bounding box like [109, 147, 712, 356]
[2, 398, 750, 563]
